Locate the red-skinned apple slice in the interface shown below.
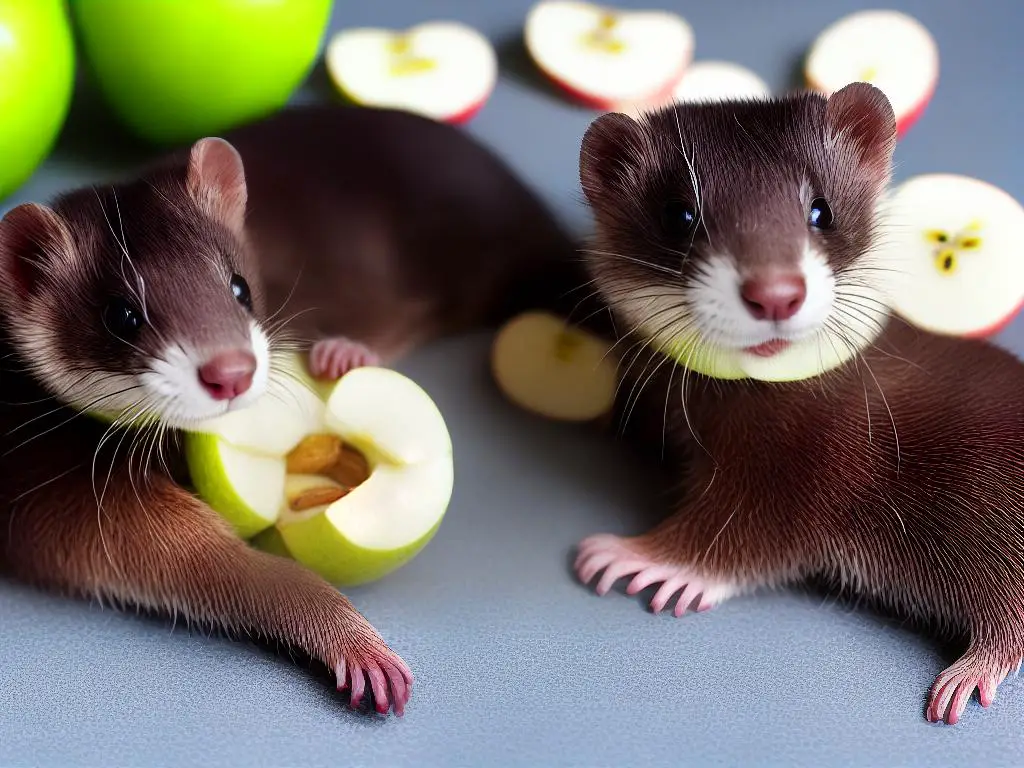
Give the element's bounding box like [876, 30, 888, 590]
[524, 0, 693, 110]
[325, 21, 497, 124]
[619, 60, 770, 118]
[804, 10, 938, 137]
[878, 174, 1024, 338]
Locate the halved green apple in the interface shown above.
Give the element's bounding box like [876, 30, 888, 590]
[184, 356, 453, 586]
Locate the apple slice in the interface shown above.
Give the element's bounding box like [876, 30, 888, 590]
[491, 311, 618, 421]
[524, 0, 693, 110]
[619, 60, 771, 118]
[185, 356, 454, 586]
[650, 289, 890, 383]
[672, 60, 770, 103]
[804, 9, 938, 137]
[874, 174, 1024, 338]
[325, 21, 497, 124]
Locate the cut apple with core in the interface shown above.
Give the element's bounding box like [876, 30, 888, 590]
[325, 21, 497, 124]
[875, 174, 1024, 338]
[525, 0, 694, 110]
[805, 9, 938, 137]
[491, 311, 617, 421]
[185, 358, 453, 586]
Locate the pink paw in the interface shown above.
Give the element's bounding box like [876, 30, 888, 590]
[574, 533, 736, 617]
[310, 337, 381, 380]
[336, 643, 414, 716]
[926, 654, 1018, 725]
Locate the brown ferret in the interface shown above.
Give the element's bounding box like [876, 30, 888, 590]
[573, 82, 1024, 725]
[0, 104, 586, 717]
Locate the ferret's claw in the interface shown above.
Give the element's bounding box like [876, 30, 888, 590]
[574, 533, 735, 616]
[334, 643, 413, 716]
[310, 336, 381, 380]
[926, 654, 1015, 725]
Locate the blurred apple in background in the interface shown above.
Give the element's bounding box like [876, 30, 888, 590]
[69, 0, 332, 145]
[325, 21, 498, 124]
[0, 0, 75, 199]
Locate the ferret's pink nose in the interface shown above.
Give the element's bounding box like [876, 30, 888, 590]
[740, 274, 807, 321]
[198, 349, 257, 400]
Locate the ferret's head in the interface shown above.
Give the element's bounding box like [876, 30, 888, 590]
[579, 82, 896, 364]
[0, 138, 278, 428]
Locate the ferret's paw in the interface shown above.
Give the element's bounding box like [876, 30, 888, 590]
[926, 653, 1016, 725]
[310, 337, 381, 380]
[335, 637, 414, 716]
[574, 533, 735, 617]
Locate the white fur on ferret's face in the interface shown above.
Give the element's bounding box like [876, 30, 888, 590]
[686, 242, 837, 349]
[19, 320, 272, 430]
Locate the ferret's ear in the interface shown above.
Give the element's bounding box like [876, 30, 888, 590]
[186, 137, 248, 234]
[580, 112, 648, 208]
[0, 203, 76, 303]
[824, 82, 897, 181]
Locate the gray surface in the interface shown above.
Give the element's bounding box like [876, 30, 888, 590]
[2, 0, 1024, 765]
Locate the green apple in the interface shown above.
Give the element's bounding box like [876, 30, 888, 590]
[650, 305, 889, 382]
[491, 311, 618, 421]
[184, 356, 454, 586]
[0, 0, 75, 199]
[69, 0, 331, 145]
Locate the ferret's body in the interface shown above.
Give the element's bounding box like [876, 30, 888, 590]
[575, 83, 1024, 724]
[0, 105, 583, 716]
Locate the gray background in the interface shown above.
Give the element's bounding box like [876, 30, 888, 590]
[2, 0, 1023, 765]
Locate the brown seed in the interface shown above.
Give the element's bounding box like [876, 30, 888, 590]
[285, 433, 342, 474]
[324, 445, 371, 488]
[289, 485, 348, 511]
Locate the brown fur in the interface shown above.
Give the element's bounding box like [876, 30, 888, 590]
[578, 83, 1024, 724]
[0, 104, 589, 715]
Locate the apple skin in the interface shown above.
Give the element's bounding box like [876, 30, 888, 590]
[69, 0, 331, 145]
[273, 461, 453, 587]
[805, 71, 934, 139]
[964, 299, 1024, 339]
[541, 63, 685, 112]
[184, 432, 283, 540]
[251, 516, 445, 587]
[0, 0, 75, 199]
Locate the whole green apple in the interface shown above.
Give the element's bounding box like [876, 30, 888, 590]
[69, 0, 332, 145]
[0, 0, 75, 199]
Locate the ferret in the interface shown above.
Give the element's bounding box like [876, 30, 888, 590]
[0, 104, 586, 717]
[572, 82, 1024, 725]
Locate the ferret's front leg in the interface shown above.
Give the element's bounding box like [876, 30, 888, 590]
[574, 468, 792, 616]
[309, 337, 381, 379]
[2, 465, 412, 715]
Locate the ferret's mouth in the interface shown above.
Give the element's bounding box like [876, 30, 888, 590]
[743, 339, 792, 357]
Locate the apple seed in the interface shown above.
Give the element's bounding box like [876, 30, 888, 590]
[286, 433, 342, 474]
[289, 485, 348, 511]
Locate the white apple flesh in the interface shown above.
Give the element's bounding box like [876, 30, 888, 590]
[185, 358, 454, 586]
[672, 60, 770, 102]
[619, 60, 771, 119]
[325, 21, 497, 124]
[651, 290, 889, 383]
[491, 311, 618, 421]
[524, 0, 693, 110]
[804, 9, 938, 137]
[876, 174, 1024, 338]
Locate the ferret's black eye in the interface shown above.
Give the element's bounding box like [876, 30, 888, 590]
[103, 297, 144, 340]
[230, 273, 252, 311]
[661, 199, 698, 238]
[809, 197, 834, 229]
